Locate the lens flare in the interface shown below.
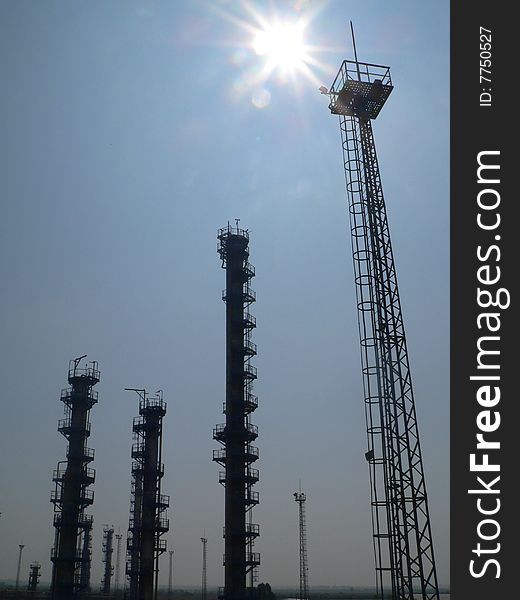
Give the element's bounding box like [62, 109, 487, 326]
[252, 22, 306, 72]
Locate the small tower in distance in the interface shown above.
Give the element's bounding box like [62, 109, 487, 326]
[27, 561, 41, 592]
[101, 525, 115, 594]
[114, 532, 123, 592]
[294, 487, 309, 600]
[201, 536, 208, 600]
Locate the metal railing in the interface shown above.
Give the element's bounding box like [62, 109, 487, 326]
[222, 523, 259, 537]
[61, 387, 98, 404]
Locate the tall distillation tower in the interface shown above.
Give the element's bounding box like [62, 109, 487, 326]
[126, 389, 169, 600]
[51, 356, 99, 600]
[213, 223, 260, 600]
[323, 25, 439, 600]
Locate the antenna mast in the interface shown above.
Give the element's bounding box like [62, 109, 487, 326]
[324, 24, 440, 600]
[294, 487, 309, 600]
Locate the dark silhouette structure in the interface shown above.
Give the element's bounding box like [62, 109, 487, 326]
[293, 489, 309, 600]
[213, 223, 260, 600]
[15, 544, 24, 590]
[325, 24, 439, 600]
[51, 356, 99, 600]
[126, 389, 169, 600]
[201, 537, 207, 600]
[27, 561, 41, 592]
[101, 525, 114, 594]
[115, 532, 123, 591]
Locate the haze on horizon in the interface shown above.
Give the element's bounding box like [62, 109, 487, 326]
[0, 0, 449, 590]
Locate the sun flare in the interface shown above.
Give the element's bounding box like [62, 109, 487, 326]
[211, 1, 336, 102]
[252, 22, 307, 73]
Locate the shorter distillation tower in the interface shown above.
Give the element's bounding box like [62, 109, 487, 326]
[126, 389, 169, 600]
[101, 525, 114, 594]
[213, 223, 260, 600]
[51, 356, 99, 600]
[27, 562, 41, 592]
[115, 532, 123, 591]
[293, 489, 309, 600]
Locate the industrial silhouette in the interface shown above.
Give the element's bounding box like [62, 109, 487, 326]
[323, 22, 440, 600]
[213, 224, 260, 600]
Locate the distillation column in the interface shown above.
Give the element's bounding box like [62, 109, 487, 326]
[101, 526, 115, 594]
[27, 562, 41, 592]
[51, 356, 99, 600]
[213, 224, 260, 600]
[126, 389, 169, 600]
[115, 532, 123, 591]
[326, 40, 439, 600]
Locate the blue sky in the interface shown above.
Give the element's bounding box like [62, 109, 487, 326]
[0, 0, 449, 589]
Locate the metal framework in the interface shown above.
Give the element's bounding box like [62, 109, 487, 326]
[126, 389, 169, 600]
[28, 561, 41, 592]
[213, 223, 260, 600]
[326, 34, 439, 600]
[51, 356, 99, 600]
[293, 490, 309, 600]
[79, 517, 92, 593]
[15, 545, 24, 591]
[201, 537, 208, 600]
[115, 532, 123, 591]
[168, 550, 174, 599]
[101, 525, 115, 594]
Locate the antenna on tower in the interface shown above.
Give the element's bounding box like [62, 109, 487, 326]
[350, 21, 361, 81]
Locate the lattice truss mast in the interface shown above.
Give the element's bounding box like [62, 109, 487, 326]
[325, 38, 440, 600]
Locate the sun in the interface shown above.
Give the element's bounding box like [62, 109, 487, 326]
[210, 1, 336, 99]
[252, 22, 308, 73]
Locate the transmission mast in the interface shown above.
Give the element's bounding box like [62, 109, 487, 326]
[201, 537, 208, 600]
[168, 550, 174, 599]
[323, 24, 439, 600]
[293, 488, 309, 600]
[213, 223, 260, 600]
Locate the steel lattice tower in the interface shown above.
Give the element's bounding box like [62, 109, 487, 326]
[51, 356, 99, 600]
[324, 26, 439, 600]
[293, 490, 309, 600]
[168, 550, 174, 599]
[28, 561, 41, 592]
[126, 389, 169, 600]
[213, 223, 260, 600]
[101, 525, 115, 594]
[201, 537, 208, 600]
